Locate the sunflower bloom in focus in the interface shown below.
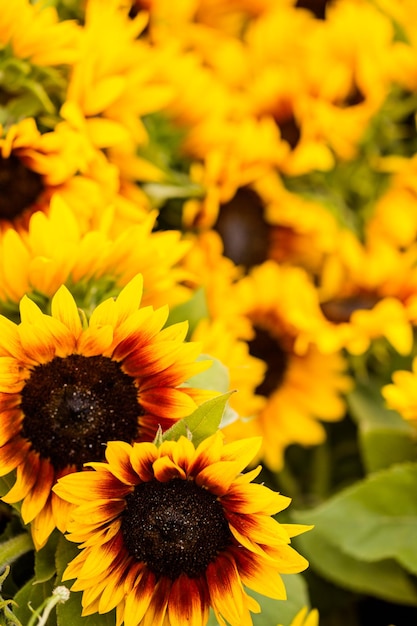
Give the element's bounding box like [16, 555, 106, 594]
[54, 431, 311, 626]
[0, 275, 211, 549]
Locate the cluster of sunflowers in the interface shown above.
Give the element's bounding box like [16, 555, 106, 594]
[1, 0, 417, 625]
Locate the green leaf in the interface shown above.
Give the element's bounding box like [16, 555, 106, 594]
[0, 533, 34, 571]
[186, 354, 230, 395]
[293, 463, 417, 576]
[166, 288, 209, 339]
[293, 526, 417, 606]
[185, 354, 237, 428]
[13, 577, 56, 626]
[161, 392, 234, 447]
[34, 530, 60, 584]
[347, 382, 417, 472]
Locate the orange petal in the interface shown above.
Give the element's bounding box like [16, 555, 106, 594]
[0, 438, 31, 475]
[168, 574, 208, 626]
[21, 457, 55, 523]
[124, 568, 156, 626]
[2, 451, 40, 503]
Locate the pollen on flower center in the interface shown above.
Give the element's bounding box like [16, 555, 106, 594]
[121, 478, 233, 580]
[20, 354, 142, 470]
[248, 325, 290, 396]
[0, 154, 44, 219]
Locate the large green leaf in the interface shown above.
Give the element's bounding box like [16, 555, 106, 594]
[161, 391, 234, 447]
[347, 381, 417, 472]
[293, 526, 417, 606]
[293, 463, 417, 577]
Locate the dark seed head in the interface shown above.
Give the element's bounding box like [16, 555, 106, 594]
[215, 187, 270, 270]
[0, 155, 44, 221]
[121, 478, 232, 580]
[248, 326, 290, 396]
[20, 354, 142, 470]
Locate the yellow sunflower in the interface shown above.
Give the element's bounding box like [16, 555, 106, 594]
[0, 275, 211, 549]
[318, 229, 417, 356]
[67, 0, 173, 150]
[0, 116, 96, 230]
[54, 431, 311, 626]
[0, 195, 192, 312]
[187, 170, 340, 277]
[222, 261, 351, 470]
[0, 0, 81, 67]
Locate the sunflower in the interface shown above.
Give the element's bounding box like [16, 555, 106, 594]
[0, 195, 192, 313]
[0, 116, 96, 230]
[317, 229, 417, 356]
[53, 431, 311, 626]
[67, 0, 173, 150]
[221, 261, 351, 470]
[0, 275, 212, 549]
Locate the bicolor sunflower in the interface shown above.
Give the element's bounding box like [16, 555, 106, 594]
[0, 275, 212, 549]
[222, 261, 351, 470]
[54, 431, 311, 626]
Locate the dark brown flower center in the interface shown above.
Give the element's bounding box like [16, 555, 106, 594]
[248, 326, 289, 396]
[320, 293, 380, 324]
[0, 155, 44, 220]
[122, 478, 232, 580]
[20, 354, 142, 470]
[214, 187, 270, 270]
[295, 0, 332, 19]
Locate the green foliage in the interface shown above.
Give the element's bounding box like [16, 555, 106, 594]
[0, 46, 67, 130]
[160, 391, 234, 447]
[348, 381, 417, 472]
[12, 577, 56, 625]
[293, 526, 417, 607]
[166, 288, 209, 339]
[292, 463, 417, 604]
